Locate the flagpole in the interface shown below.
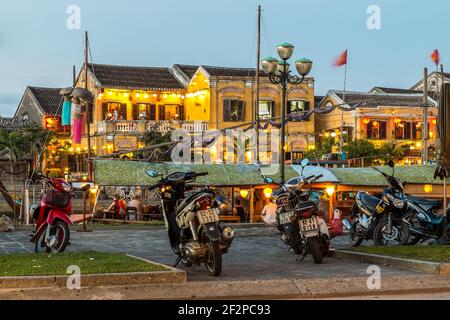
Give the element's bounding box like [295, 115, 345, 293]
[340, 63, 348, 153]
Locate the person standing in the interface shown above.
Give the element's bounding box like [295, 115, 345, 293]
[233, 199, 246, 223]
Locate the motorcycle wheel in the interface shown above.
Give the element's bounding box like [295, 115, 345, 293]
[320, 234, 331, 257]
[35, 221, 70, 254]
[308, 237, 323, 264]
[289, 232, 303, 255]
[373, 218, 409, 246]
[200, 229, 222, 276]
[403, 213, 424, 246]
[349, 220, 363, 247]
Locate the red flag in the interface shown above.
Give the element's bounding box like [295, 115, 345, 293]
[334, 50, 348, 67]
[431, 49, 440, 66]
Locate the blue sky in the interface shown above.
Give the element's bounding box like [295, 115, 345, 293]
[0, 0, 449, 116]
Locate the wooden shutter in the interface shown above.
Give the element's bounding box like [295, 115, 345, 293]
[101, 103, 108, 120]
[304, 101, 311, 111]
[238, 101, 245, 121]
[380, 121, 387, 139]
[159, 105, 165, 120]
[149, 105, 156, 120]
[132, 104, 139, 120]
[223, 100, 230, 121]
[120, 103, 127, 120]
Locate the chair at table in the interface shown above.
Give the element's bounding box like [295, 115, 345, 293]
[126, 207, 138, 222]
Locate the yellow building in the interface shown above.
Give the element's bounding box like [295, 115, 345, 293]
[73, 63, 316, 166]
[315, 88, 438, 165]
[173, 64, 316, 162]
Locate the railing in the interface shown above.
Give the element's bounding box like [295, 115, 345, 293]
[97, 120, 209, 134]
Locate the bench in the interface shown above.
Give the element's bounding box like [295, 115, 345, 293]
[220, 215, 241, 223]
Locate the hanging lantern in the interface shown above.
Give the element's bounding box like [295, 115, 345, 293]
[263, 188, 273, 199]
[424, 184, 433, 193]
[326, 186, 335, 197]
[363, 118, 370, 125]
[240, 189, 249, 199]
[372, 121, 379, 127]
[394, 118, 402, 124]
[60, 88, 73, 126]
[72, 98, 83, 144]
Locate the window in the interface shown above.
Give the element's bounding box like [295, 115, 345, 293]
[367, 121, 387, 139]
[395, 121, 421, 140]
[258, 101, 274, 120]
[288, 100, 310, 114]
[22, 113, 29, 125]
[163, 105, 181, 121]
[223, 100, 245, 122]
[132, 104, 156, 120]
[102, 103, 127, 121]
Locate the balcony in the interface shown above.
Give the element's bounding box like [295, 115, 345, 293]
[96, 120, 209, 135]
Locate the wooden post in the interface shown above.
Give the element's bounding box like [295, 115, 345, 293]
[84, 31, 93, 182]
[250, 187, 255, 223]
[255, 5, 261, 163]
[423, 67, 429, 164]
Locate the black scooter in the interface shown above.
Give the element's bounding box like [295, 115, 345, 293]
[146, 170, 235, 276]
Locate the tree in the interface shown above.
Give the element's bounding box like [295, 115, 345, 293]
[343, 139, 379, 166]
[138, 126, 173, 162]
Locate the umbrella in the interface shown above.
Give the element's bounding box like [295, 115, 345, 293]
[434, 82, 450, 241]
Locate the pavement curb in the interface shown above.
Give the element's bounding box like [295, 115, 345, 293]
[0, 256, 186, 289]
[1, 275, 450, 300]
[331, 249, 450, 275]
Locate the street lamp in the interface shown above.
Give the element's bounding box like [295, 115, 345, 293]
[262, 43, 313, 184]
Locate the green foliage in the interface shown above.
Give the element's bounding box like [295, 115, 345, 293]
[0, 251, 166, 277]
[0, 125, 51, 160]
[343, 139, 378, 161]
[137, 126, 173, 161]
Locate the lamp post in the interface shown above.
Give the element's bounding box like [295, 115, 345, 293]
[262, 43, 313, 184]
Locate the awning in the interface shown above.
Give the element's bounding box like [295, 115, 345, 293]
[94, 160, 265, 187]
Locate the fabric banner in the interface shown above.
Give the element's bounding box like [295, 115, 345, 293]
[72, 103, 83, 144]
[61, 100, 72, 126]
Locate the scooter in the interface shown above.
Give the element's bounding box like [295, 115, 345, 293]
[403, 195, 450, 245]
[343, 160, 410, 246]
[146, 170, 235, 277]
[266, 159, 330, 264]
[30, 176, 76, 253]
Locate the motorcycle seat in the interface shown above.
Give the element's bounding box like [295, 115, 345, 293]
[360, 194, 380, 211]
[176, 189, 213, 214]
[406, 195, 441, 209]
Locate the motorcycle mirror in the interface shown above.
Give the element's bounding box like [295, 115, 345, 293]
[387, 160, 395, 168]
[301, 158, 310, 168]
[264, 177, 274, 184]
[146, 170, 160, 178]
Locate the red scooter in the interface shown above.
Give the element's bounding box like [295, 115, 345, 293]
[30, 176, 74, 253]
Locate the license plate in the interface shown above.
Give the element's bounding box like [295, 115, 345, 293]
[279, 212, 293, 225]
[299, 217, 318, 232]
[197, 208, 220, 224]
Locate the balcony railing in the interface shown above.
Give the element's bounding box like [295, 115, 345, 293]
[96, 120, 209, 134]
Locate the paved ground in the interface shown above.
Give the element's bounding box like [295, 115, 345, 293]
[0, 227, 417, 282]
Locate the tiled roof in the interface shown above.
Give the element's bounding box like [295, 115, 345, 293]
[370, 87, 422, 94]
[0, 117, 13, 127]
[88, 64, 185, 91]
[202, 65, 267, 78]
[29, 86, 63, 115]
[173, 64, 199, 79]
[331, 90, 434, 108]
[174, 64, 266, 79]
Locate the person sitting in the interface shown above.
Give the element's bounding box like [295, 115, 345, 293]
[127, 194, 144, 221]
[107, 194, 127, 220]
[233, 199, 246, 223]
[261, 198, 277, 225]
